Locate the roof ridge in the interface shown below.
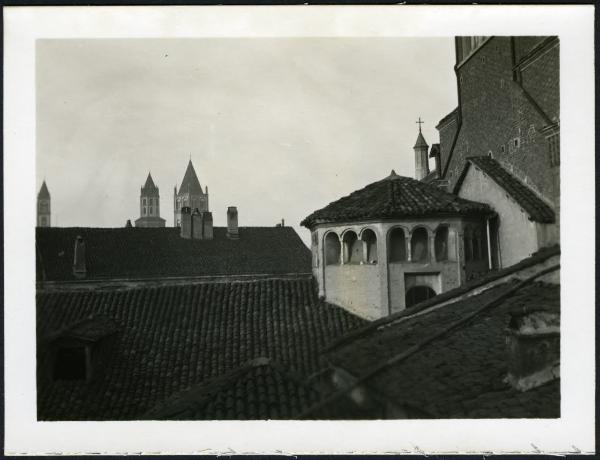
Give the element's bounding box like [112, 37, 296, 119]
[301, 171, 490, 228]
[464, 156, 555, 223]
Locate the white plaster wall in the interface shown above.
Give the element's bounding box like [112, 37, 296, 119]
[324, 264, 382, 320]
[313, 222, 388, 319]
[310, 217, 466, 319]
[458, 165, 540, 268]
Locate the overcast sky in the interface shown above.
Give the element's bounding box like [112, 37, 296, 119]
[37, 38, 457, 246]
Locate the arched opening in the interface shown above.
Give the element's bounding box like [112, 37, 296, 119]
[411, 227, 429, 263]
[361, 229, 378, 264]
[342, 231, 362, 264]
[388, 227, 407, 262]
[324, 232, 341, 266]
[405, 285, 437, 308]
[434, 226, 449, 261]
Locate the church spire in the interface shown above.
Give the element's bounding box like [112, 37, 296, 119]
[414, 116, 429, 149]
[413, 117, 430, 180]
[37, 180, 51, 227]
[38, 180, 50, 199]
[142, 172, 158, 192]
[178, 159, 204, 196]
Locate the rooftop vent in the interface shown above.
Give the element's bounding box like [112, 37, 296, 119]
[72, 236, 86, 279]
[505, 304, 560, 391]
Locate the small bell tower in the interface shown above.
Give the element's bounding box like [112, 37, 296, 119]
[413, 117, 430, 181]
[37, 180, 51, 227]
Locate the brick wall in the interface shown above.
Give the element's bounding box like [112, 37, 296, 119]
[437, 110, 459, 174]
[438, 37, 558, 204]
[520, 42, 560, 122]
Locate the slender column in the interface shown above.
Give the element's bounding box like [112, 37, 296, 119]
[486, 218, 493, 270]
[457, 231, 463, 285]
[406, 231, 412, 262]
[429, 234, 435, 263]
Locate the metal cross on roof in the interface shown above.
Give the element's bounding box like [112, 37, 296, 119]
[416, 117, 424, 132]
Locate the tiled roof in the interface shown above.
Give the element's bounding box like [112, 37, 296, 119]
[143, 358, 322, 420]
[327, 281, 560, 418]
[301, 171, 491, 228]
[456, 156, 556, 223]
[37, 278, 367, 420]
[36, 226, 311, 282]
[141, 173, 159, 195]
[324, 244, 560, 354]
[421, 170, 439, 184]
[43, 315, 119, 344]
[38, 181, 50, 199]
[178, 160, 204, 196]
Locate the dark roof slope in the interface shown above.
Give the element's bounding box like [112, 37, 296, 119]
[144, 358, 322, 420]
[38, 181, 50, 199]
[327, 281, 560, 418]
[178, 160, 204, 195]
[36, 226, 311, 281]
[141, 173, 159, 195]
[43, 315, 119, 344]
[414, 131, 428, 149]
[435, 107, 459, 129]
[455, 156, 556, 223]
[325, 244, 559, 354]
[37, 278, 367, 420]
[301, 171, 491, 227]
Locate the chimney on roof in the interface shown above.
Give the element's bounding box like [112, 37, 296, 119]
[72, 236, 87, 279]
[202, 212, 213, 240]
[505, 305, 560, 392]
[180, 206, 192, 239]
[192, 209, 203, 239]
[227, 207, 239, 239]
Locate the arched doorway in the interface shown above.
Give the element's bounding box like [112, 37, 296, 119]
[405, 285, 437, 308]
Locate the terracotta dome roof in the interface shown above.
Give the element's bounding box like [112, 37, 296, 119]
[301, 171, 491, 227]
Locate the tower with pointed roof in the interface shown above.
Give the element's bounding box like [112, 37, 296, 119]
[135, 173, 166, 228]
[37, 181, 51, 227]
[173, 160, 209, 227]
[414, 117, 430, 181]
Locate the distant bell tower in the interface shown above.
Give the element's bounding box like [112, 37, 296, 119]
[37, 180, 51, 227]
[414, 117, 430, 181]
[135, 173, 166, 228]
[174, 159, 209, 227]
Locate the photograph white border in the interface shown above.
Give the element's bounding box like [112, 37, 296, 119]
[4, 5, 595, 455]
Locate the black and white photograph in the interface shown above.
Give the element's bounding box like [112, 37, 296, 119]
[4, 4, 595, 455]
